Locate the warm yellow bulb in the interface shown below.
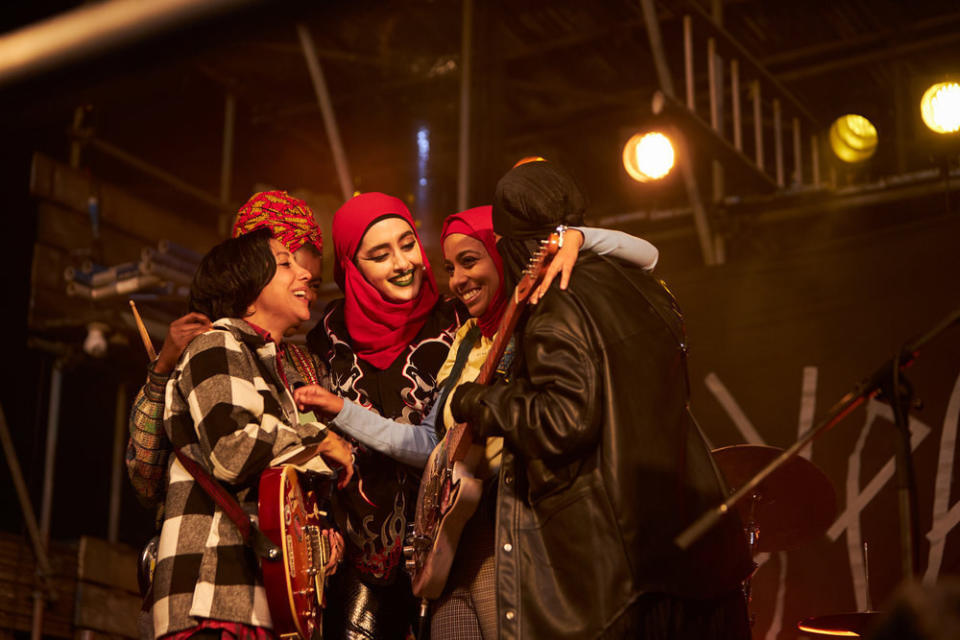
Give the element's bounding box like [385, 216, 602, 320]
[623, 132, 675, 182]
[921, 82, 960, 134]
[829, 114, 878, 163]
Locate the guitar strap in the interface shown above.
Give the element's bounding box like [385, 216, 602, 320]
[433, 323, 482, 439]
[172, 447, 280, 561]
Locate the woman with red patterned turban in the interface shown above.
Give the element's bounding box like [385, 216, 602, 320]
[126, 190, 327, 509]
[127, 190, 348, 638]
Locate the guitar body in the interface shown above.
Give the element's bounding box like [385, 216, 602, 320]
[409, 231, 560, 600]
[258, 466, 330, 640]
[411, 441, 484, 599]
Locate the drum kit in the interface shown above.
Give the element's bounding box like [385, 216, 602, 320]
[711, 444, 881, 638]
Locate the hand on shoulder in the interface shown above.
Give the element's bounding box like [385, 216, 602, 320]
[155, 312, 212, 374]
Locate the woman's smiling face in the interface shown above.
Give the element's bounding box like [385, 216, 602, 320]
[443, 233, 499, 318]
[248, 239, 313, 339]
[292, 245, 323, 309]
[355, 216, 424, 302]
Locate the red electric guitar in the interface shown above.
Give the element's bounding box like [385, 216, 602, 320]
[410, 233, 560, 599]
[258, 466, 332, 640]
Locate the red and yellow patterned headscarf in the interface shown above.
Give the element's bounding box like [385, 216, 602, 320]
[232, 190, 323, 255]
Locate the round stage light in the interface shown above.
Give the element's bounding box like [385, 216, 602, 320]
[920, 82, 960, 134]
[622, 132, 675, 182]
[828, 114, 878, 163]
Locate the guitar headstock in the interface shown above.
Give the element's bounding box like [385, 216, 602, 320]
[514, 231, 561, 302]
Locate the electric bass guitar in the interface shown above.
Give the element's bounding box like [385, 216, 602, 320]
[409, 232, 560, 599]
[259, 466, 333, 640]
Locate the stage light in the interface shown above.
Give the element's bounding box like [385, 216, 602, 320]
[513, 156, 547, 167]
[622, 132, 675, 182]
[828, 114, 878, 163]
[920, 82, 960, 134]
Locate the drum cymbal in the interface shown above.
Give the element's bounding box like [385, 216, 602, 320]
[797, 612, 881, 637]
[712, 444, 837, 552]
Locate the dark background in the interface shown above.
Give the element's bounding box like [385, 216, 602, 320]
[1, 1, 959, 637]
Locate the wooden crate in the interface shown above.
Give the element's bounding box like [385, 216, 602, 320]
[74, 537, 140, 639]
[0, 532, 77, 638]
[0, 533, 143, 639]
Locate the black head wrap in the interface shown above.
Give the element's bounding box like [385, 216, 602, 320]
[492, 161, 588, 290]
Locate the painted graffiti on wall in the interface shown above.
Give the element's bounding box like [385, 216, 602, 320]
[657, 212, 960, 638]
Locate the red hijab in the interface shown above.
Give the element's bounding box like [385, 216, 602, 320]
[440, 206, 506, 339]
[333, 192, 440, 369]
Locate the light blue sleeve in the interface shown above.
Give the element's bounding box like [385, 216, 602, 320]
[577, 227, 659, 271]
[331, 398, 440, 468]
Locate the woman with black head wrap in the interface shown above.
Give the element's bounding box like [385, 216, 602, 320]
[490, 161, 589, 292]
[451, 161, 754, 639]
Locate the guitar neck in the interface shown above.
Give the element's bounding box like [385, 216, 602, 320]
[474, 295, 521, 386]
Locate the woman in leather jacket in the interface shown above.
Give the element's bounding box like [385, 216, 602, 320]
[450, 161, 754, 639]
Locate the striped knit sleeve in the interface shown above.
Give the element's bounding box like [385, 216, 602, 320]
[125, 365, 172, 505]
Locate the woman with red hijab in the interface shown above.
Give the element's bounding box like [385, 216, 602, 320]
[300, 197, 658, 639]
[305, 192, 464, 639]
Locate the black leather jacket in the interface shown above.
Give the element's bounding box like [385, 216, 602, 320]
[453, 254, 752, 639]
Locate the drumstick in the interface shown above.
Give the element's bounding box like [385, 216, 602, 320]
[129, 300, 158, 361]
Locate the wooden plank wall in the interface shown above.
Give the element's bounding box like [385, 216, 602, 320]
[0, 533, 143, 638]
[74, 537, 140, 638]
[0, 533, 77, 637]
[30, 153, 218, 254]
[29, 152, 220, 340]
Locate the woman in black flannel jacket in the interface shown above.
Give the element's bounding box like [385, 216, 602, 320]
[151, 228, 353, 640]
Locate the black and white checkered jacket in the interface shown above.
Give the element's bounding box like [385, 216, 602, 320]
[151, 318, 329, 636]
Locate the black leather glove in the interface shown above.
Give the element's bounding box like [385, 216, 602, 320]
[450, 382, 495, 438]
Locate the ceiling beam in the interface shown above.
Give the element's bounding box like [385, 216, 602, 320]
[505, 78, 642, 109]
[249, 41, 426, 73]
[595, 167, 960, 236]
[762, 10, 960, 69]
[503, 17, 645, 63]
[775, 31, 960, 82]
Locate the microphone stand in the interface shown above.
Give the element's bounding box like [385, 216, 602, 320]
[676, 307, 960, 580]
[886, 355, 921, 576]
